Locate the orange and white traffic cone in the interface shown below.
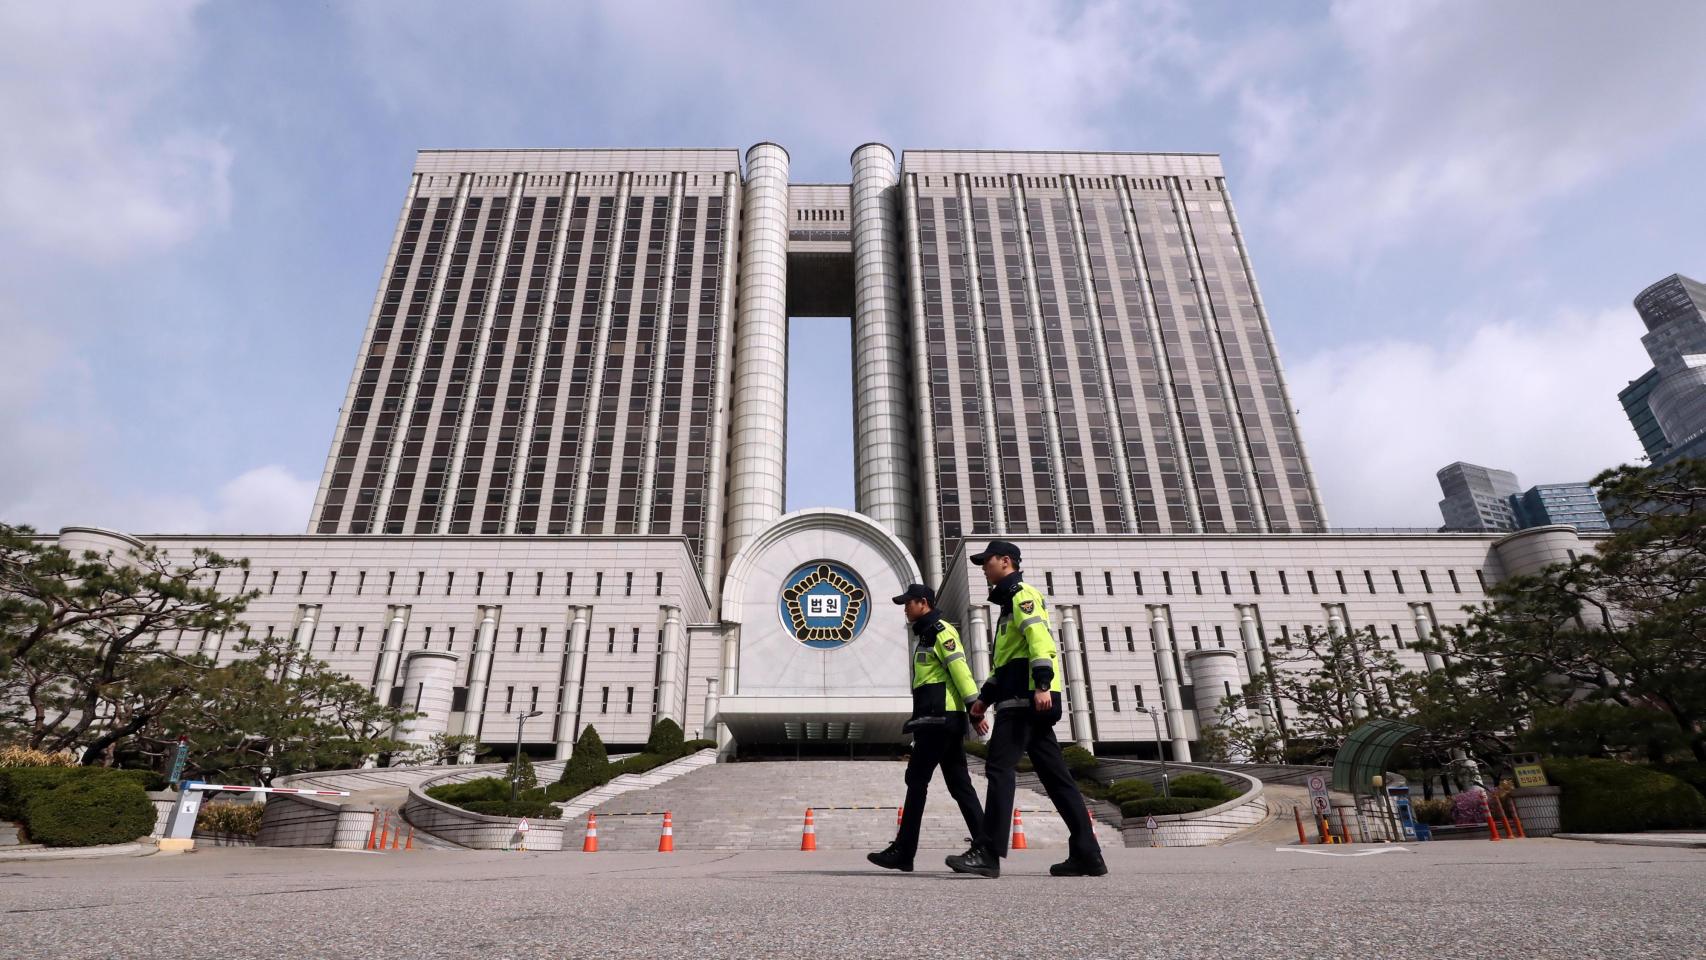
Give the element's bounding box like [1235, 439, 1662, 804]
[896, 806, 903, 826]
[378, 812, 391, 851]
[1010, 808, 1028, 850]
[800, 808, 818, 851]
[582, 812, 599, 853]
[405, 826, 414, 851]
[658, 812, 675, 853]
[366, 810, 379, 850]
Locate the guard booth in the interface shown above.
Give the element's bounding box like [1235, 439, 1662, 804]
[1331, 718, 1423, 843]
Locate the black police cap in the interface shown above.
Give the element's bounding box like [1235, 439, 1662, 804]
[969, 539, 1022, 566]
[891, 583, 936, 606]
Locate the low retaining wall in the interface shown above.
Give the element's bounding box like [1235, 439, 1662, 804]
[258, 792, 374, 849]
[1510, 786, 1562, 837]
[402, 770, 568, 851]
[1100, 762, 1268, 847]
[147, 793, 174, 837]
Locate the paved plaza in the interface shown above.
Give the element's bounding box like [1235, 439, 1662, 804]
[2, 841, 1702, 959]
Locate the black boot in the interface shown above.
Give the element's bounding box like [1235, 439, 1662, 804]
[1049, 854, 1108, 877]
[867, 842, 913, 873]
[945, 843, 1000, 879]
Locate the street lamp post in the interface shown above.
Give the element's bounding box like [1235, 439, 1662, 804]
[510, 709, 544, 803]
[1137, 706, 1170, 799]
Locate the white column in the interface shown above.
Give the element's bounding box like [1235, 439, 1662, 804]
[398, 650, 460, 748]
[1063, 175, 1137, 529]
[953, 173, 1008, 533]
[1412, 603, 1446, 672]
[1149, 605, 1192, 761]
[703, 677, 721, 760]
[570, 171, 635, 532]
[700, 171, 743, 607]
[717, 626, 740, 758]
[723, 142, 790, 571]
[1186, 649, 1247, 761]
[1167, 176, 1268, 532]
[439, 172, 526, 533]
[1325, 603, 1367, 719]
[504, 172, 581, 533]
[1058, 604, 1094, 753]
[1235, 603, 1272, 729]
[1009, 176, 1074, 533]
[656, 605, 684, 725]
[900, 173, 944, 584]
[288, 605, 320, 680]
[554, 605, 590, 760]
[376, 173, 471, 530]
[850, 143, 918, 551]
[638, 173, 687, 532]
[965, 604, 991, 686]
[373, 606, 408, 700]
[459, 605, 499, 762]
[1115, 178, 1201, 532]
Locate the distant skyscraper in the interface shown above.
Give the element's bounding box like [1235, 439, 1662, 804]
[1619, 368, 1670, 461]
[1629, 273, 1706, 464]
[1436, 461, 1521, 531]
[1510, 483, 1609, 531]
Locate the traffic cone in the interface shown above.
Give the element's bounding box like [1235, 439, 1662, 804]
[405, 827, 414, 851]
[896, 806, 903, 826]
[582, 812, 599, 853]
[658, 812, 675, 853]
[366, 810, 379, 850]
[391, 819, 401, 850]
[800, 808, 818, 851]
[378, 812, 390, 851]
[1484, 801, 1502, 842]
[1010, 808, 1028, 850]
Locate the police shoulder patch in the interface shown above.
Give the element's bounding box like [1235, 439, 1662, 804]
[943, 638, 957, 652]
[1019, 598, 1036, 614]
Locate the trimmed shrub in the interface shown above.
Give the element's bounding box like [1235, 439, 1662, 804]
[196, 801, 265, 838]
[1120, 796, 1219, 818]
[1410, 798, 1454, 827]
[1062, 745, 1098, 775]
[680, 739, 716, 755]
[1655, 763, 1706, 798]
[24, 778, 156, 847]
[1545, 758, 1706, 833]
[505, 752, 538, 793]
[1167, 773, 1236, 803]
[1106, 778, 1157, 804]
[425, 777, 510, 806]
[646, 718, 685, 757]
[559, 726, 609, 784]
[0, 767, 154, 821]
[461, 799, 563, 820]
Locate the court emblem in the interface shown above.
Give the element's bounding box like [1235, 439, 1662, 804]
[778, 561, 870, 649]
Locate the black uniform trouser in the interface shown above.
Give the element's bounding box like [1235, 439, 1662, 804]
[894, 722, 983, 859]
[976, 702, 1102, 862]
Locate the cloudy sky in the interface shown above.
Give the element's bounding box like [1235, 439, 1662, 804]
[4, 0, 1704, 534]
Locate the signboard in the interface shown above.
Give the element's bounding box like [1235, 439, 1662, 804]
[517, 818, 531, 834]
[1307, 773, 1331, 817]
[778, 561, 870, 649]
[1513, 762, 1547, 788]
[166, 735, 189, 787]
[1144, 815, 1158, 831]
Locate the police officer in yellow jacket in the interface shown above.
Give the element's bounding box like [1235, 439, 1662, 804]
[868, 583, 987, 872]
[946, 540, 1107, 878]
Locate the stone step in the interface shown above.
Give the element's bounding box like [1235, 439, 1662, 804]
[563, 759, 1122, 852]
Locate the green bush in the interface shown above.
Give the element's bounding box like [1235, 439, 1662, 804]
[461, 799, 563, 820]
[680, 738, 716, 755]
[1545, 758, 1706, 833]
[963, 739, 989, 759]
[1655, 763, 1706, 797]
[425, 777, 510, 806]
[23, 778, 156, 847]
[1106, 778, 1157, 804]
[195, 801, 265, 838]
[0, 767, 155, 821]
[1167, 772, 1236, 802]
[1062, 745, 1098, 775]
[1410, 798, 1454, 827]
[646, 718, 685, 757]
[559, 726, 609, 785]
[1120, 796, 1219, 818]
[505, 752, 538, 793]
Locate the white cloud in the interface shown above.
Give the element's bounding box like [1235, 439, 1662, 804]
[1225, 0, 1706, 262]
[3, 463, 316, 537]
[0, 1, 231, 260]
[1289, 306, 1653, 527]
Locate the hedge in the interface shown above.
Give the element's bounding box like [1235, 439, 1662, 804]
[1062, 745, 1098, 775]
[425, 777, 510, 806]
[1167, 772, 1237, 802]
[1105, 778, 1157, 805]
[0, 767, 155, 821]
[23, 777, 156, 847]
[646, 718, 685, 756]
[1545, 758, 1706, 833]
[1120, 796, 1220, 818]
[461, 799, 563, 820]
[1655, 763, 1706, 798]
[196, 801, 265, 838]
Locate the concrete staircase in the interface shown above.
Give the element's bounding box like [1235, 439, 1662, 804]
[565, 759, 1123, 852]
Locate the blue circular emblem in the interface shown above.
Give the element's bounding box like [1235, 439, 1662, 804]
[778, 561, 869, 649]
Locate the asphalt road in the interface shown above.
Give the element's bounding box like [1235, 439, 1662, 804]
[2, 840, 1701, 959]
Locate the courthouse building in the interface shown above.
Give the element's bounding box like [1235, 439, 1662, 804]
[54, 145, 1603, 760]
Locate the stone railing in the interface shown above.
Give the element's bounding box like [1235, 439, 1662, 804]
[1093, 760, 1269, 847]
[402, 770, 567, 851]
